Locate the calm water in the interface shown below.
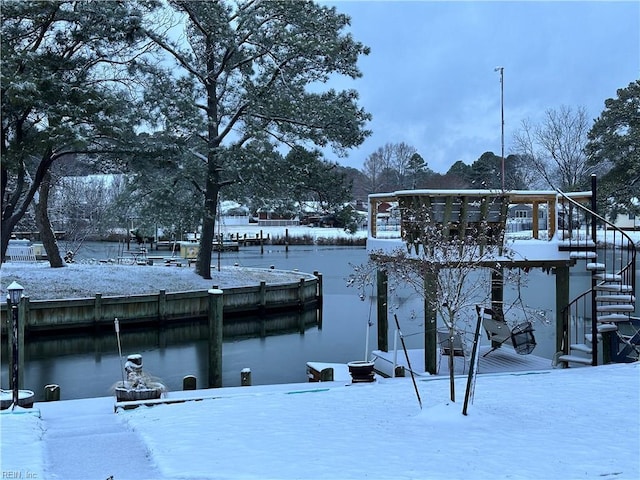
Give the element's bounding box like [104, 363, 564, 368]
[2, 243, 636, 401]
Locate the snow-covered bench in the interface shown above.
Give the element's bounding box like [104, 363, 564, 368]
[7, 245, 36, 262]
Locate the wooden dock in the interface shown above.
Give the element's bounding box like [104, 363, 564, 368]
[371, 346, 553, 378]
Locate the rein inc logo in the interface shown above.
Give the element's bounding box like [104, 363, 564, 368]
[2, 472, 38, 479]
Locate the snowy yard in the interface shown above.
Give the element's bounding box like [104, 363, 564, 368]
[1, 363, 639, 479]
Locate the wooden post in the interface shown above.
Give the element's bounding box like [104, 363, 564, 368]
[313, 271, 323, 305]
[314, 271, 324, 329]
[423, 271, 437, 374]
[285, 228, 289, 252]
[94, 293, 102, 325]
[44, 384, 60, 401]
[376, 269, 388, 352]
[260, 230, 264, 254]
[259, 281, 266, 316]
[183, 375, 197, 390]
[555, 265, 570, 355]
[158, 289, 167, 322]
[208, 289, 224, 388]
[241, 368, 252, 386]
[491, 268, 504, 349]
[532, 202, 540, 239]
[491, 268, 504, 320]
[297, 278, 305, 311]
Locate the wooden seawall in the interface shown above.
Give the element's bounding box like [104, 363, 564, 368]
[0, 273, 322, 335]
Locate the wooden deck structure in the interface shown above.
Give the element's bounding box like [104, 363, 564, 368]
[366, 185, 638, 375]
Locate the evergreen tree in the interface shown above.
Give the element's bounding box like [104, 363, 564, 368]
[142, 1, 371, 279]
[1, 0, 158, 263]
[586, 80, 640, 219]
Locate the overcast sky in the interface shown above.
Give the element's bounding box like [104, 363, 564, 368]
[321, 1, 639, 173]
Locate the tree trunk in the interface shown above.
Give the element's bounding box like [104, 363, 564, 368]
[195, 161, 220, 280]
[34, 171, 64, 267]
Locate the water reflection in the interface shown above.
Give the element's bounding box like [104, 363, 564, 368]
[2, 308, 321, 401]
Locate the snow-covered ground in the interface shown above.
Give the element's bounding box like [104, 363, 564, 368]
[1, 363, 638, 479]
[2, 225, 638, 479]
[0, 262, 317, 301]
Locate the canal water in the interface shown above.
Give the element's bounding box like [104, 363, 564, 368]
[2, 243, 636, 401]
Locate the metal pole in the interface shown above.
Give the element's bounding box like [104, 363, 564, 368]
[394, 314, 422, 409]
[495, 66, 505, 191]
[590, 174, 598, 366]
[11, 304, 19, 410]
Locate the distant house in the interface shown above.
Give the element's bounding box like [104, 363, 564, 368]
[219, 201, 250, 226]
[507, 203, 548, 233]
[611, 212, 638, 231]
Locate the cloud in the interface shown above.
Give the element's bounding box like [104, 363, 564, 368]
[322, 1, 640, 173]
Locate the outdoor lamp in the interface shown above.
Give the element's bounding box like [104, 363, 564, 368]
[7, 281, 24, 305]
[7, 281, 23, 410]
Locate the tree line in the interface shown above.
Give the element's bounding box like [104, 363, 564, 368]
[355, 92, 639, 221]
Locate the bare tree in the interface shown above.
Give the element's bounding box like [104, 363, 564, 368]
[362, 142, 421, 192]
[362, 145, 393, 193]
[50, 174, 126, 260]
[389, 142, 418, 190]
[513, 105, 591, 191]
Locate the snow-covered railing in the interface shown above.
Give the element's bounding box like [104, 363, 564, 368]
[368, 189, 595, 243]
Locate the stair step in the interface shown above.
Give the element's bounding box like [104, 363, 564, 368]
[594, 284, 633, 293]
[594, 273, 623, 282]
[557, 354, 593, 365]
[598, 313, 631, 322]
[596, 324, 618, 333]
[595, 294, 635, 303]
[586, 262, 606, 271]
[597, 304, 635, 313]
[585, 333, 605, 342]
[569, 251, 598, 259]
[570, 343, 592, 354]
[559, 239, 596, 249]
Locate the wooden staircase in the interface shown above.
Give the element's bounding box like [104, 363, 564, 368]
[555, 189, 638, 368]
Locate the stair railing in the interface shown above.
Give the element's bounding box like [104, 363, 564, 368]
[557, 190, 636, 365]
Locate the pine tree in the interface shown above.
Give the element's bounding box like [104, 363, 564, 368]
[586, 80, 640, 219]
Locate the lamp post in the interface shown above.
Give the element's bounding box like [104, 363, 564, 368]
[494, 66, 505, 191]
[7, 281, 24, 410]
